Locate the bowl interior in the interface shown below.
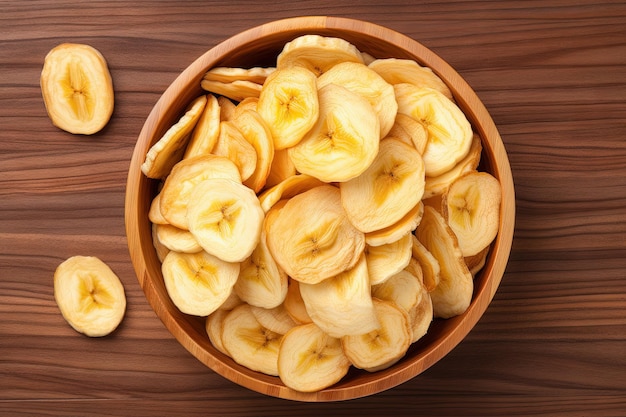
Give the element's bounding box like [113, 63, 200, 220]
[125, 16, 515, 402]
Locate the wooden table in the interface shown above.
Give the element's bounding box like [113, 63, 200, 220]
[2, 1, 625, 415]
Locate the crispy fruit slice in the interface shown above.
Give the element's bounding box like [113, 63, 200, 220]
[365, 233, 413, 285]
[266, 185, 365, 284]
[264, 148, 297, 189]
[212, 120, 258, 182]
[148, 193, 168, 225]
[386, 113, 428, 154]
[410, 234, 441, 292]
[141, 95, 207, 179]
[187, 178, 264, 263]
[276, 34, 364, 76]
[288, 83, 380, 183]
[206, 309, 230, 356]
[283, 278, 312, 324]
[423, 133, 482, 199]
[258, 173, 325, 213]
[54, 256, 126, 337]
[369, 58, 453, 100]
[218, 96, 237, 121]
[184, 94, 221, 159]
[340, 137, 425, 233]
[232, 109, 274, 193]
[299, 255, 379, 338]
[341, 299, 412, 372]
[408, 279, 433, 343]
[200, 79, 262, 102]
[395, 84, 472, 177]
[161, 250, 239, 316]
[235, 230, 288, 309]
[257, 66, 319, 150]
[278, 323, 351, 392]
[234, 97, 259, 118]
[221, 304, 282, 376]
[250, 304, 297, 335]
[203, 66, 275, 84]
[159, 154, 241, 230]
[442, 171, 502, 257]
[365, 202, 424, 247]
[465, 246, 490, 277]
[154, 223, 202, 254]
[317, 61, 397, 138]
[151, 223, 170, 262]
[416, 206, 473, 318]
[371, 270, 422, 315]
[40, 43, 114, 135]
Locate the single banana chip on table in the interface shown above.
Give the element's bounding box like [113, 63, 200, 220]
[159, 154, 242, 230]
[265, 185, 365, 284]
[442, 171, 502, 257]
[54, 256, 126, 337]
[40, 43, 114, 135]
[416, 206, 473, 318]
[317, 61, 397, 138]
[221, 303, 282, 376]
[154, 223, 202, 254]
[289, 83, 380, 183]
[365, 233, 413, 285]
[299, 255, 379, 338]
[365, 202, 424, 247]
[278, 323, 351, 392]
[276, 34, 364, 76]
[142, 94, 207, 179]
[161, 250, 240, 317]
[187, 178, 264, 263]
[257, 66, 319, 150]
[211, 120, 258, 182]
[183, 93, 221, 159]
[395, 83, 472, 177]
[341, 298, 412, 372]
[340, 137, 425, 233]
[369, 58, 453, 100]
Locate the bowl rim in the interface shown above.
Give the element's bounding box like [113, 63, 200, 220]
[125, 15, 515, 402]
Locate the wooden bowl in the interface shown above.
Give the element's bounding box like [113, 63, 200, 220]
[125, 16, 515, 401]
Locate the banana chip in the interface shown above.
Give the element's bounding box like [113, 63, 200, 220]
[369, 58, 453, 100]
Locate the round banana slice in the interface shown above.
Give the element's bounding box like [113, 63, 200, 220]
[249, 304, 298, 335]
[161, 250, 240, 317]
[265, 185, 365, 284]
[410, 233, 441, 292]
[257, 66, 319, 150]
[394, 83, 472, 177]
[371, 269, 423, 326]
[141, 94, 207, 179]
[278, 323, 351, 393]
[423, 133, 482, 199]
[231, 109, 274, 193]
[299, 255, 379, 338]
[54, 256, 126, 337]
[234, 97, 260, 118]
[283, 278, 312, 325]
[200, 79, 262, 102]
[205, 309, 230, 356]
[187, 178, 265, 263]
[416, 206, 473, 318]
[40, 43, 114, 135]
[276, 34, 364, 76]
[341, 298, 412, 372]
[159, 154, 242, 230]
[369, 58, 453, 100]
[154, 223, 202, 254]
[212, 120, 258, 182]
[184, 93, 221, 159]
[365, 202, 424, 247]
[258, 173, 324, 213]
[288, 83, 380, 183]
[442, 171, 502, 257]
[340, 137, 425, 233]
[234, 230, 288, 309]
[317, 61, 397, 138]
[202, 66, 275, 84]
[365, 233, 413, 285]
[386, 113, 428, 154]
[221, 304, 282, 376]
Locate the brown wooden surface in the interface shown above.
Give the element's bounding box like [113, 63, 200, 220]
[1, 1, 625, 415]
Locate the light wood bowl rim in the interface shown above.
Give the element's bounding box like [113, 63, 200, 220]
[125, 16, 515, 402]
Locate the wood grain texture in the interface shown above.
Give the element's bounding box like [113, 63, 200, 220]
[1, 0, 625, 415]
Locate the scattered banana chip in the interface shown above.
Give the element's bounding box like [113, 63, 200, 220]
[140, 33, 505, 393]
[41, 43, 114, 135]
[54, 256, 126, 337]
